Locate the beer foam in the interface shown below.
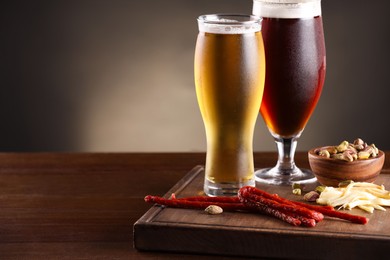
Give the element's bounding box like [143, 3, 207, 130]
[197, 14, 262, 34]
[253, 0, 321, 19]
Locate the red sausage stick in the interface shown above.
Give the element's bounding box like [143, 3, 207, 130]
[275, 195, 367, 224]
[300, 204, 369, 225]
[240, 186, 368, 225]
[144, 195, 249, 211]
[145, 186, 368, 225]
[282, 212, 317, 227]
[174, 194, 241, 203]
[239, 187, 324, 222]
[168, 193, 316, 227]
[289, 200, 335, 211]
[241, 198, 302, 226]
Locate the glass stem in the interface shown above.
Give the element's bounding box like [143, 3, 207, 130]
[274, 137, 298, 175]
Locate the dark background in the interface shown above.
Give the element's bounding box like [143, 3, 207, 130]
[1, 0, 389, 152]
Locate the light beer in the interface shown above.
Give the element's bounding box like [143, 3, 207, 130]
[195, 15, 265, 196]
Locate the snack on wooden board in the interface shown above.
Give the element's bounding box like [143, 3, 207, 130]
[145, 186, 368, 227]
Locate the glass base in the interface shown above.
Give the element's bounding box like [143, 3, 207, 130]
[204, 178, 255, 196]
[255, 167, 317, 185]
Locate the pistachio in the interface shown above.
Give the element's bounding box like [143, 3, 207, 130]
[353, 138, 364, 146]
[343, 145, 358, 161]
[315, 146, 337, 156]
[292, 188, 302, 195]
[325, 146, 338, 155]
[318, 149, 330, 158]
[317, 139, 380, 162]
[371, 144, 379, 153]
[362, 145, 374, 154]
[314, 148, 321, 154]
[353, 144, 365, 151]
[205, 205, 223, 215]
[358, 151, 371, 160]
[353, 138, 367, 150]
[336, 141, 349, 152]
[342, 151, 354, 162]
[315, 186, 326, 193]
[303, 191, 320, 202]
[292, 183, 301, 190]
[346, 145, 358, 154]
[371, 144, 379, 154]
[360, 144, 379, 158]
[331, 153, 351, 162]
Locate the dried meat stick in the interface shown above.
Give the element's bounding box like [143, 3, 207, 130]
[241, 186, 326, 221]
[304, 206, 369, 225]
[241, 186, 329, 216]
[282, 211, 316, 227]
[144, 195, 249, 211]
[281, 198, 335, 211]
[174, 195, 241, 203]
[239, 187, 367, 224]
[242, 198, 301, 226]
[240, 186, 286, 202]
[285, 197, 368, 224]
[239, 187, 324, 222]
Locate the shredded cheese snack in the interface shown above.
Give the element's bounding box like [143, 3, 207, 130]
[316, 181, 390, 213]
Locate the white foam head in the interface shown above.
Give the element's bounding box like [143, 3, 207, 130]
[197, 14, 262, 34]
[253, 0, 322, 19]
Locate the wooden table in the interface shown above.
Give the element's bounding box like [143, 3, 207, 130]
[0, 152, 388, 259]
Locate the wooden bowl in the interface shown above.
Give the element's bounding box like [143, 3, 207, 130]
[308, 147, 385, 187]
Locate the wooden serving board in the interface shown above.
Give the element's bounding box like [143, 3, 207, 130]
[134, 166, 390, 259]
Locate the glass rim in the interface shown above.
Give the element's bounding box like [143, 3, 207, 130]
[253, 0, 320, 3]
[197, 14, 262, 25]
[252, 0, 321, 18]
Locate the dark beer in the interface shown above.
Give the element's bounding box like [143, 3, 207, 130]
[260, 17, 326, 137]
[252, 0, 326, 185]
[195, 15, 265, 195]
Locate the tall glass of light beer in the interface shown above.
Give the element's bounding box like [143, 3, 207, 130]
[194, 14, 265, 196]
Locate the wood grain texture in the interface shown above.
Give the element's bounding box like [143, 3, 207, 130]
[0, 152, 388, 259]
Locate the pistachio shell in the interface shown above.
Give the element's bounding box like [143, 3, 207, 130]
[205, 205, 223, 215]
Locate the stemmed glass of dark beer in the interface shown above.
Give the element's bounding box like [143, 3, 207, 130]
[195, 14, 265, 196]
[253, 0, 326, 185]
